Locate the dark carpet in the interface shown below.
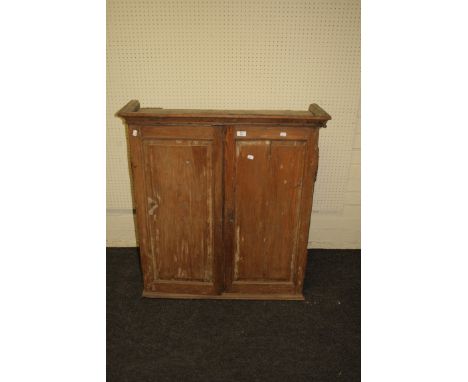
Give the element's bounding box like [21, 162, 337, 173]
[107, 248, 360, 382]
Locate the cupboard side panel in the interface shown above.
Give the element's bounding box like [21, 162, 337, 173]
[294, 128, 319, 293]
[126, 125, 155, 288]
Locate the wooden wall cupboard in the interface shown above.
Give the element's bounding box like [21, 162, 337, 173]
[117, 100, 331, 300]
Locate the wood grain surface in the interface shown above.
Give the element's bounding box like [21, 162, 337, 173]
[117, 101, 329, 299]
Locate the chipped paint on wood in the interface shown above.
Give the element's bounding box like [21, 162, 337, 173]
[147, 196, 159, 216]
[232, 139, 307, 282]
[234, 225, 240, 280]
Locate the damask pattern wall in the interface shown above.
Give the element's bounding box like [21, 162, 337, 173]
[107, 0, 360, 248]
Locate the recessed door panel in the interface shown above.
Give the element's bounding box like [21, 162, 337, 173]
[144, 140, 213, 282]
[137, 127, 223, 296]
[224, 126, 310, 295]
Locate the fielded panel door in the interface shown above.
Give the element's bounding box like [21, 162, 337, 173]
[128, 125, 223, 296]
[223, 126, 318, 297]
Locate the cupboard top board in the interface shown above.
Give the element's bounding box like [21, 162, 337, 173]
[117, 100, 331, 126]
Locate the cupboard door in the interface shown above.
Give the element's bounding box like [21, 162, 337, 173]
[224, 126, 317, 297]
[129, 126, 223, 296]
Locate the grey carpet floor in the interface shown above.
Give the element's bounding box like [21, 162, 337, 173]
[107, 248, 360, 382]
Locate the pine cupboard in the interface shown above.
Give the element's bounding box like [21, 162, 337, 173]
[117, 100, 331, 300]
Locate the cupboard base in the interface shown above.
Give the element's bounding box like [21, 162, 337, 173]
[142, 290, 305, 301]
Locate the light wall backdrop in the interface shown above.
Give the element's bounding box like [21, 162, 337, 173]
[107, 0, 360, 248]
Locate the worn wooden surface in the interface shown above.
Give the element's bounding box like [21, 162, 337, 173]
[117, 100, 331, 127]
[142, 290, 305, 300]
[118, 100, 330, 300]
[143, 139, 213, 282]
[127, 125, 223, 296]
[223, 128, 314, 296]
